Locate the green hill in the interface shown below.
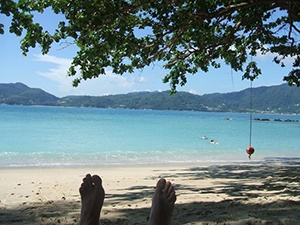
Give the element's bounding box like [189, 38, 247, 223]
[0, 82, 59, 105]
[1, 82, 299, 113]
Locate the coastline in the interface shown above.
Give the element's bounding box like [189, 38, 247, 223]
[0, 161, 299, 225]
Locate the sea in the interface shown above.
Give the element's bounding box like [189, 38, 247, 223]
[0, 105, 300, 168]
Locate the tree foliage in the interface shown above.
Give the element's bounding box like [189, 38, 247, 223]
[1, 0, 300, 92]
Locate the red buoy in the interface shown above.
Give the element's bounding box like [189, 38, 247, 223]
[246, 146, 255, 159]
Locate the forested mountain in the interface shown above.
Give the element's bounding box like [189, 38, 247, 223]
[0, 82, 59, 105]
[1, 82, 299, 113]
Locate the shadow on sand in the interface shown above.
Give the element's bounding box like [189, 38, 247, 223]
[1, 160, 299, 225]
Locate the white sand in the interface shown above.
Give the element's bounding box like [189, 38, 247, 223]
[0, 162, 299, 224]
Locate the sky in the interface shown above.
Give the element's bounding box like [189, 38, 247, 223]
[0, 10, 294, 98]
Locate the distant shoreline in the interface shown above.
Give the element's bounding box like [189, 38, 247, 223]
[1, 103, 300, 116]
[1, 82, 300, 114]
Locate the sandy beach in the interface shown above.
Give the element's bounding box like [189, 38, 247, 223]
[0, 161, 299, 225]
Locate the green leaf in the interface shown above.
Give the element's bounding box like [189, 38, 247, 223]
[1, 0, 299, 91]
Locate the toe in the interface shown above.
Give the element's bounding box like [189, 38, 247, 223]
[164, 181, 172, 194]
[84, 174, 93, 188]
[155, 178, 166, 193]
[91, 175, 102, 187]
[79, 182, 87, 196]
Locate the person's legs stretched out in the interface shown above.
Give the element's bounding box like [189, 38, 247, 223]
[79, 175, 176, 225]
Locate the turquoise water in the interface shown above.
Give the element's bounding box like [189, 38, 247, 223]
[0, 105, 300, 167]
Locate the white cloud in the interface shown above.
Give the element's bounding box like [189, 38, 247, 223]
[254, 50, 295, 65]
[137, 76, 148, 83]
[34, 54, 150, 96]
[35, 54, 72, 86]
[227, 45, 295, 66]
[188, 89, 199, 95]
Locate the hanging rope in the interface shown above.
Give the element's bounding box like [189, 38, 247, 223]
[231, 67, 234, 91]
[249, 80, 253, 146]
[246, 80, 255, 160]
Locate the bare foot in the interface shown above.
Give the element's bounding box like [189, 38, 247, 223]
[79, 174, 105, 225]
[148, 178, 176, 225]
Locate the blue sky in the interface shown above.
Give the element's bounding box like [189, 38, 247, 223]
[0, 11, 293, 97]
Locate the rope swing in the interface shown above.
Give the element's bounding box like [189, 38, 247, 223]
[246, 80, 255, 159]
